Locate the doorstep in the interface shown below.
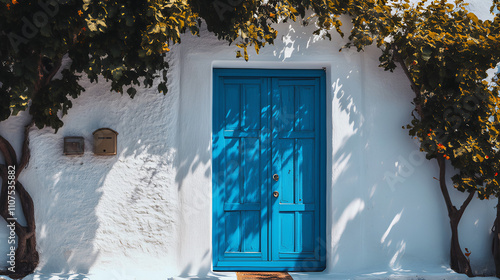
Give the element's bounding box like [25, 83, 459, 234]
[236, 272, 293, 280]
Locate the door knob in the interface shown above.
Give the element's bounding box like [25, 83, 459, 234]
[273, 191, 279, 198]
[273, 174, 279, 181]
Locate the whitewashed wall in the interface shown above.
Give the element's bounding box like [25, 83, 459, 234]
[0, 1, 498, 279]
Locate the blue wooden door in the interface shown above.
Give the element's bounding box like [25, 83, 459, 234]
[213, 69, 326, 271]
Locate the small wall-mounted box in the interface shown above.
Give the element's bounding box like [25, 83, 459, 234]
[93, 128, 118, 155]
[63, 137, 85, 155]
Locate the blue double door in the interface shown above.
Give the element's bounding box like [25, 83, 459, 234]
[212, 69, 326, 271]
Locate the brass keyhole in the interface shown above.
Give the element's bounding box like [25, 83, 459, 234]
[273, 174, 279, 181]
[273, 191, 279, 198]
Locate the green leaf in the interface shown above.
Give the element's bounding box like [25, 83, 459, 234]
[421, 46, 432, 61]
[127, 87, 137, 98]
[158, 82, 168, 94]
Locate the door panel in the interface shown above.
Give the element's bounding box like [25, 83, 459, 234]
[216, 78, 268, 262]
[213, 69, 325, 271]
[271, 79, 322, 263]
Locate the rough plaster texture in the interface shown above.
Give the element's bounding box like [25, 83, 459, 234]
[0, 50, 181, 279]
[0, 1, 498, 280]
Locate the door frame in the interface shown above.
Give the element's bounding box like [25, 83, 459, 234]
[212, 68, 327, 271]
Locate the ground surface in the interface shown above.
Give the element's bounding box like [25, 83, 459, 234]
[0, 271, 498, 280]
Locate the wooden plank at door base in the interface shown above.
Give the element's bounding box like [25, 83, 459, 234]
[236, 272, 293, 280]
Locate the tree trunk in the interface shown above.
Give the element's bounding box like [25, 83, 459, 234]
[492, 197, 500, 278]
[394, 44, 474, 277]
[0, 54, 63, 278]
[450, 215, 473, 277]
[0, 121, 39, 278]
[437, 157, 474, 277]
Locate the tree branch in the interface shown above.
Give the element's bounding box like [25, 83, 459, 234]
[0, 134, 39, 277]
[15, 181, 36, 233]
[35, 54, 44, 94]
[43, 57, 63, 87]
[0, 135, 17, 167]
[34, 53, 62, 94]
[393, 45, 424, 117]
[437, 157, 456, 215]
[0, 164, 5, 176]
[458, 190, 475, 218]
[17, 120, 34, 176]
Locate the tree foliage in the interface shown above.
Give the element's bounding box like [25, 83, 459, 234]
[388, 1, 500, 199]
[336, 0, 500, 275]
[0, 0, 199, 131]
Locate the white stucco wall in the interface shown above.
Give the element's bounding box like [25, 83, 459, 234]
[0, 1, 498, 279]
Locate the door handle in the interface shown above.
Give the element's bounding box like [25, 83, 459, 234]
[273, 191, 279, 198]
[273, 174, 279, 181]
